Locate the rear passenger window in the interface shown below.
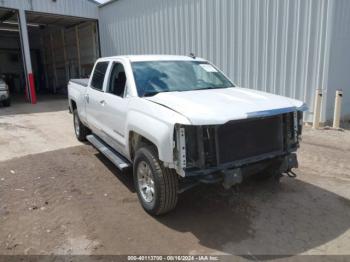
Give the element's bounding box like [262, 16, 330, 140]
[91, 62, 109, 91]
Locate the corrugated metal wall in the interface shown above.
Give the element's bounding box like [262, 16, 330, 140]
[99, 0, 336, 122]
[326, 0, 350, 121]
[0, 0, 99, 19]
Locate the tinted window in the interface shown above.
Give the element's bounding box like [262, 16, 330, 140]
[91, 62, 109, 90]
[108, 63, 127, 97]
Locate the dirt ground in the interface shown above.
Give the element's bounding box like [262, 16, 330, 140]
[0, 98, 350, 258]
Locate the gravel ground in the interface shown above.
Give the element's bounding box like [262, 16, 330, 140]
[0, 99, 350, 258]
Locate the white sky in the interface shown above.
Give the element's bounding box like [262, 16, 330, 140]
[95, 0, 111, 3]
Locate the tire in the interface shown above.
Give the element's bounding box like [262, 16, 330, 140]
[133, 146, 178, 215]
[73, 109, 90, 141]
[2, 98, 11, 107]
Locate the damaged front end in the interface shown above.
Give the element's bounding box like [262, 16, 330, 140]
[174, 111, 303, 191]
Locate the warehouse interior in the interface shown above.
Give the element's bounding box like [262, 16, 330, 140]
[0, 8, 100, 103]
[0, 8, 24, 98]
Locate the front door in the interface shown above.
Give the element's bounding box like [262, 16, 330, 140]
[101, 61, 129, 155]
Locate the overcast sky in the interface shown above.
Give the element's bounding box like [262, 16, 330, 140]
[95, 0, 111, 3]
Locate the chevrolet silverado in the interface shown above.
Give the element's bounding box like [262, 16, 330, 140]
[68, 55, 306, 215]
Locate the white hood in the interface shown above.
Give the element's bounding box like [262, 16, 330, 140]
[145, 87, 306, 125]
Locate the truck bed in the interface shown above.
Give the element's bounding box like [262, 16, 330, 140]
[70, 79, 89, 87]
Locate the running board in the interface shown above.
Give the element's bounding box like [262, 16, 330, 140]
[87, 134, 131, 171]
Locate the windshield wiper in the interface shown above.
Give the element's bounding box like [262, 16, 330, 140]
[143, 91, 160, 97]
[143, 90, 170, 97]
[195, 86, 228, 91]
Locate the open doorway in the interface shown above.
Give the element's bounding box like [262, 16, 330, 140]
[0, 8, 100, 105]
[25, 12, 100, 98]
[0, 8, 26, 103]
[25, 12, 100, 99]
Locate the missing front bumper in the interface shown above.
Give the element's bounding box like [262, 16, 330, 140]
[179, 153, 299, 192]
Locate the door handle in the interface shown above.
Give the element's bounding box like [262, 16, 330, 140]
[85, 94, 89, 103]
[99, 100, 106, 106]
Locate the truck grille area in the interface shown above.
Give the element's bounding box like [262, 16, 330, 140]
[216, 115, 284, 164]
[182, 112, 301, 171]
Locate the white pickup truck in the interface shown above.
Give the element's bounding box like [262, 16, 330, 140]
[68, 55, 306, 215]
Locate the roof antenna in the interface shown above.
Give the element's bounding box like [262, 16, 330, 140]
[189, 53, 196, 59]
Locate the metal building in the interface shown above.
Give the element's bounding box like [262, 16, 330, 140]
[1, 0, 349, 124]
[98, 0, 350, 123]
[0, 0, 100, 103]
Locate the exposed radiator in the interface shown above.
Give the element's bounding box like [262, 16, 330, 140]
[216, 115, 284, 164]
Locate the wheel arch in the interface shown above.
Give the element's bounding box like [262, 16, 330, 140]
[70, 99, 77, 112]
[126, 112, 175, 166]
[128, 131, 159, 162]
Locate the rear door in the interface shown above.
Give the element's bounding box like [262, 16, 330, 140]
[86, 61, 110, 138]
[100, 61, 129, 155]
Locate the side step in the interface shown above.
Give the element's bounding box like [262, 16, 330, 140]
[87, 134, 131, 171]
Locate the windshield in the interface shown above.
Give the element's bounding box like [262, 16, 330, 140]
[131, 61, 234, 97]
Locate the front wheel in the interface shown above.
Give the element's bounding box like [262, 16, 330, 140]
[73, 109, 90, 141]
[133, 146, 178, 215]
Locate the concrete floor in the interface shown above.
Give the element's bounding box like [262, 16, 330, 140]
[0, 97, 80, 162]
[0, 99, 350, 258]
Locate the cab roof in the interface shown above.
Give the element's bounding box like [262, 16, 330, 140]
[101, 55, 207, 62]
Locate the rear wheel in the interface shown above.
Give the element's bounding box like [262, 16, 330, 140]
[2, 98, 10, 107]
[133, 146, 178, 215]
[73, 109, 89, 141]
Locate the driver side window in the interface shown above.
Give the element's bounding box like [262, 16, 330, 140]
[108, 62, 127, 97]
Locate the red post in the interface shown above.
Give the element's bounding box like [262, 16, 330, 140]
[28, 73, 37, 104]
